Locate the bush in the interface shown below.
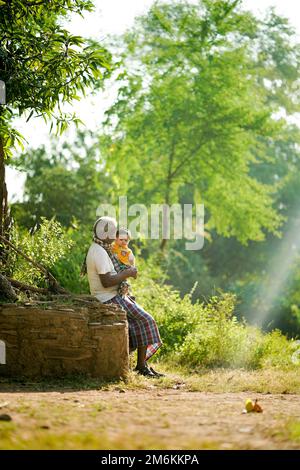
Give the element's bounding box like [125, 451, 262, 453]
[51, 224, 90, 294]
[9, 218, 73, 286]
[135, 264, 299, 370]
[134, 259, 200, 355]
[8, 219, 92, 293]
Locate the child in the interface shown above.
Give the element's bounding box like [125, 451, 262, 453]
[112, 228, 135, 267]
[112, 228, 135, 299]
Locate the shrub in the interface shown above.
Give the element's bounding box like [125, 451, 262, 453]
[51, 224, 90, 294]
[9, 218, 73, 286]
[135, 264, 299, 370]
[134, 260, 200, 355]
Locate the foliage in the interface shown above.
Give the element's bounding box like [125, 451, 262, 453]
[8, 217, 91, 293]
[162, 121, 300, 334]
[101, 0, 300, 244]
[8, 218, 73, 286]
[11, 131, 113, 228]
[51, 223, 91, 294]
[0, 0, 112, 154]
[135, 265, 298, 369]
[178, 313, 296, 370]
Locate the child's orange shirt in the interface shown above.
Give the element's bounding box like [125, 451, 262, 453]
[112, 242, 135, 266]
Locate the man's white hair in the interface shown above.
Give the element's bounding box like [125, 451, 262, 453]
[93, 216, 117, 240]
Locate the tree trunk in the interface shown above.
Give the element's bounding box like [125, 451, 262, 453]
[160, 236, 168, 252]
[0, 135, 10, 265]
[0, 136, 6, 236]
[160, 144, 174, 252]
[160, 197, 170, 252]
[0, 273, 17, 301]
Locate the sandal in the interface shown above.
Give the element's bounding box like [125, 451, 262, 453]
[149, 366, 165, 377]
[134, 365, 157, 378]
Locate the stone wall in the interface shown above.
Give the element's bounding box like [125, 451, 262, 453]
[0, 300, 129, 379]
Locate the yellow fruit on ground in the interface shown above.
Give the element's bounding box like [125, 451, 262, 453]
[245, 399, 254, 412]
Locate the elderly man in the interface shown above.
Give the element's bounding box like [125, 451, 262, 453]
[85, 216, 163, 378]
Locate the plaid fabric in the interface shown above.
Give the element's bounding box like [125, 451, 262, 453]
[104, 295, 162, 361]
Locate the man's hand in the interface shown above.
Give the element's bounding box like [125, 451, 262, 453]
[100, 267, 137, 287]
[125, 267, 138, 279]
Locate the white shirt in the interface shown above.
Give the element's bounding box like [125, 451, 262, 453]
[86, 243, 118, 303]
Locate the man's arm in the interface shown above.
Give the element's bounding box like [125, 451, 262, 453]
[100, 267, 137, 288]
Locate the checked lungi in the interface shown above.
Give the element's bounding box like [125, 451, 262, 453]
[104, 295, 162, 361]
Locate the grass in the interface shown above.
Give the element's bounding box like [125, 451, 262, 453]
[288, 422, 300, 442]
[0, 425, 221, 450]
[1, 363, 300, 394]
[167, 366, 300, 394]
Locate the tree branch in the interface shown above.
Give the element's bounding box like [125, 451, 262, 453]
[170, 138, 205, 180]
[0, 235, 68, 294]
[7, 277, 49, 294]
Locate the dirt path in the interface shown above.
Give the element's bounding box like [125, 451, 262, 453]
[1, 388, 300, 449]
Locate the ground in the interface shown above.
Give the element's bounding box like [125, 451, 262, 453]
[1, 368, 300, 450]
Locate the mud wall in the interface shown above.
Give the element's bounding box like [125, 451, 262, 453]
[0, 301, 129, 379]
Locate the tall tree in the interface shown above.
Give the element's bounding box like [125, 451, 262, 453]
[0, 0, 111, 244]
[102, 0, 300, 249]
